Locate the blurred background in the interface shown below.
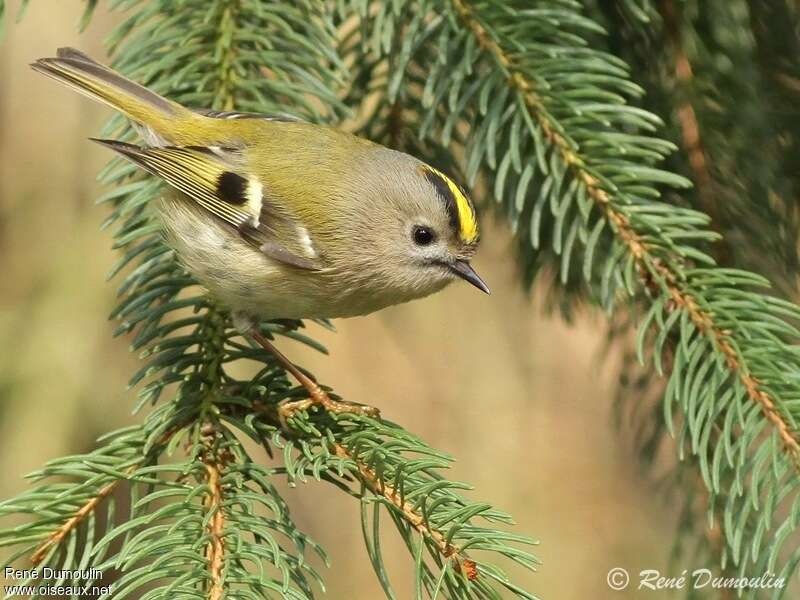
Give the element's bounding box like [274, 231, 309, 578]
[0, 1, 712, 598]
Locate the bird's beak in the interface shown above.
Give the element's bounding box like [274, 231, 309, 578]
[450, 260, 490, 294]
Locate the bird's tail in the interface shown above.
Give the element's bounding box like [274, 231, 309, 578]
[31, 47, 196, 144]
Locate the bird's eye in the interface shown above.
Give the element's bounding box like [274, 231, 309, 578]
[412, 225, 436, 246]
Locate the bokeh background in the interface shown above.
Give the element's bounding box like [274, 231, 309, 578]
[0, 2, 696, 598]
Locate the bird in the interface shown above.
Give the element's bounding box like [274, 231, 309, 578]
[31, 47, 489, 421]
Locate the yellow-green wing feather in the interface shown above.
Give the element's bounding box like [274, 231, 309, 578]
[93, 139, 322, 270]
[91, 140, 256, 226]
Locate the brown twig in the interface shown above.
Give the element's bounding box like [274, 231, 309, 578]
[31, 477, 123, 565]
[660, 0, 714, 200]
[658, 0, 729, 262]
[199, 421, 229, 600]
[30, 427, 183, 565]
[332, 443, 478, 580]
[451, 0, 800, 459]
[204, 458, 225, 600]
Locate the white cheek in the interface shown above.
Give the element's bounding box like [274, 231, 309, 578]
[412, 240, 447, 262]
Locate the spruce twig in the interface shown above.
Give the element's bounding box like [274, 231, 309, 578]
[4, 1, 800, 598]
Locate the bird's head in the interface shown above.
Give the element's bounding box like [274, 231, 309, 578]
[341, 150, 489, 306]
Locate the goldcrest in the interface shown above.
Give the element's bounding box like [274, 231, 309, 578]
[31, 48, 489, 332]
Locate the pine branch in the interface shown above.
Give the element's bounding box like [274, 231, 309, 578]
[351, 0, 800, 452]
[30, 474, 124, 566]
[6, 0, 800, 596]
[591, 1, 800, 583]
[0, 2, 539, 599]
[585, 0, 800, 583]
[657, 0, 718, 235]
[447, 0, 800, 570]
[599, 0, 800, 293]
[202, 434, 226, 600]
[332, 0, 800, 589]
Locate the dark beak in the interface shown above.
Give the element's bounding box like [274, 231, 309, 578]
[450, 260, 490, 294]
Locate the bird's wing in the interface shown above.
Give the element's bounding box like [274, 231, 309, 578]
[94, 138, 322, 270]
[195, 108, 301, 122]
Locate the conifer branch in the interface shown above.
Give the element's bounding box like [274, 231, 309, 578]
[599, 0, 800, 576]
[657, 0, 717, 228]
[334, 0, 800, 585]
[0, 3, 539, 598]
[601, 0, 800, 290]
[332, 443, 477, 579]
[333, 442, 458, 556]
[450, 0, 800, 457]
[202, 441, 226, 600]
[30, 478, 122, 566]
[27, 422, 183, 567]
[5, 0, 800, 595]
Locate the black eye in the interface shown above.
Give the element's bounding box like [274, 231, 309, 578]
[412, 225, 436, 246]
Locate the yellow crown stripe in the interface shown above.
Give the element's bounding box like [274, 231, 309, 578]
[420, 164, 479, 243]
[437, 169, 478, 243]
[451, 180, 478, 243]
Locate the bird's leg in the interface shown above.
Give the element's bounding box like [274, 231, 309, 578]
[248, 328, 380, 423]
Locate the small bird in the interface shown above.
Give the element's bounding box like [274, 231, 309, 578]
[32, 48, 489, 420]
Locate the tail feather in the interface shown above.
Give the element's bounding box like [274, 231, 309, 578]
[31, 47, 192, 142]
[55, 47, 104, 64]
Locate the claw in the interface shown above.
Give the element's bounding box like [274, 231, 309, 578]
[278, 389, 380, 429]
[248, 325, 381, 428]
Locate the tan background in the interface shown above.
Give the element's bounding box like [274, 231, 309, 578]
[0, 2, 688, 598]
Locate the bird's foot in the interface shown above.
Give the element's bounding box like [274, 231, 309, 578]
[278, 384, 380, 427]
[242, 316, 381, 427]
